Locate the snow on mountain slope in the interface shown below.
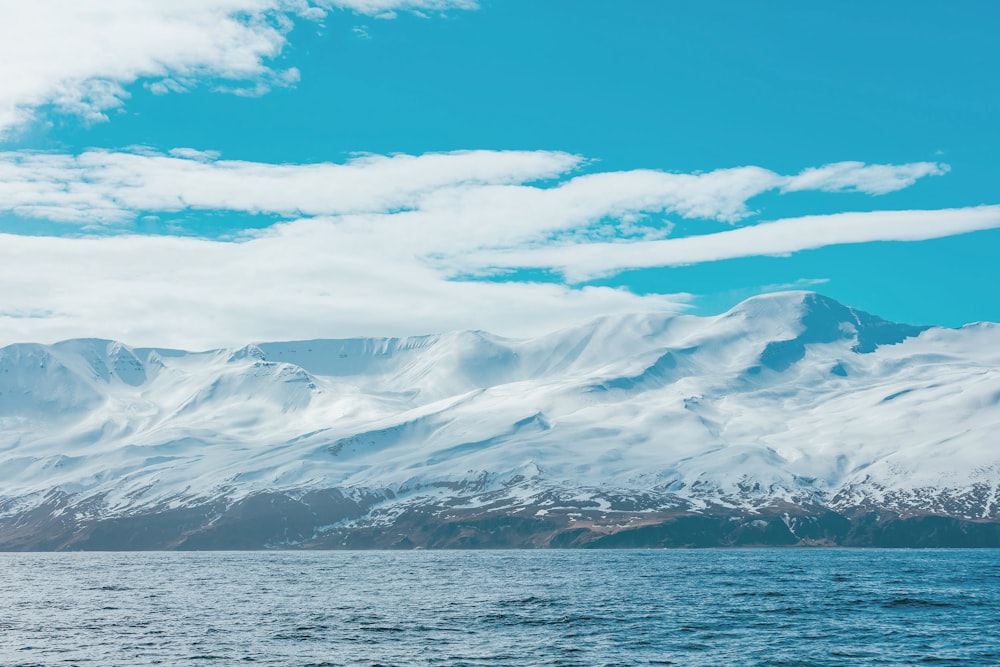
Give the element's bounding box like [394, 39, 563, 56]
[1, 291, 998, 548]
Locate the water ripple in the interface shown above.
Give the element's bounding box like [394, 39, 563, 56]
[0, 549, 998, 666]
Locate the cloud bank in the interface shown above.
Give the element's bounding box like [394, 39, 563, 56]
[0, 228, 690, 349]
[0, 148, 987, 348]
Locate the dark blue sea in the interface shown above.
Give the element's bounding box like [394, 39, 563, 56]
[1, 549, 998, 666]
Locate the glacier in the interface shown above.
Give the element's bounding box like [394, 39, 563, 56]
[1, 291, 998, 549]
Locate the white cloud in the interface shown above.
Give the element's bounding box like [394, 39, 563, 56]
[784, 161, 949, 195]
[463, 206, 1000, 281]
[0, 0, 476, 136]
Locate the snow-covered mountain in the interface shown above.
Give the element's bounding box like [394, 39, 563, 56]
[1, 291, 998, 549]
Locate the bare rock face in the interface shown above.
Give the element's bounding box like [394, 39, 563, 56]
[1, 291, 998, 550]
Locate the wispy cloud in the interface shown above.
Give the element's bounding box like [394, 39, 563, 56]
[463, 206, 1000, 282]
[0, 0, 477, 136]
[0, 149, 581, 224]
[783, 161, 950, 195]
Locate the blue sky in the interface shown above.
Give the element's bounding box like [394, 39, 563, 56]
[0, 1, 998, 347]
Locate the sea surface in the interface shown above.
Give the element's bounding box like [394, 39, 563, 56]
[1, 549, 998, 666]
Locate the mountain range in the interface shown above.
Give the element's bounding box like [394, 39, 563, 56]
[1, 291, 998, 549]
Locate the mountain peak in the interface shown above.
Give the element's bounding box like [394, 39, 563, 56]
[726, 291, 928, 357]
[725, 290, 845, 321]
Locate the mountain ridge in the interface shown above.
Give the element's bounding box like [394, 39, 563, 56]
[1, 291, 998, 549]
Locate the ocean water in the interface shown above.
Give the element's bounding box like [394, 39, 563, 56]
[1, 549, 998, 666]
